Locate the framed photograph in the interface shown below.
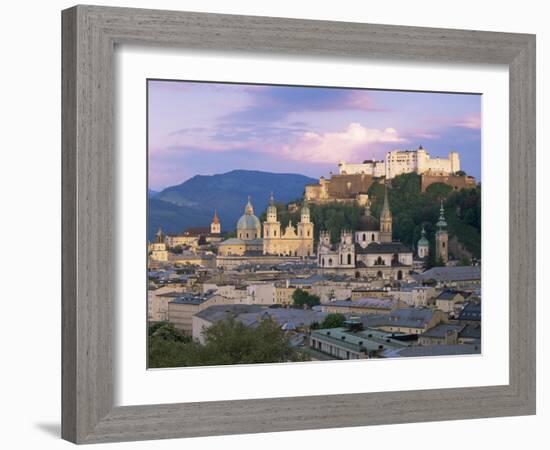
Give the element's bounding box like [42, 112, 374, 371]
[62, 5, 536, 444]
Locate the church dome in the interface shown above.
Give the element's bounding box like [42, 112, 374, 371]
[237, 214, 261, 230]
[357, 212, 379, 231]
[237, 196, 261, 231]
[357, 204, 379, 231]
[418, 236, 429, 247]
[418, 226, 429, 247]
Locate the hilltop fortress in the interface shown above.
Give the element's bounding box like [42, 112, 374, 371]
[338, 146, 460, 179]
[306, 146, 475, 203]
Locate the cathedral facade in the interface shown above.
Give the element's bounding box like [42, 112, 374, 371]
[263, 194, 314, 257]
[217, 195, 314, 258]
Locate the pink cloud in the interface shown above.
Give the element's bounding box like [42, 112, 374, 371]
[345, 91, 377, 110]
[455, 113, 481, 129]
[279, 122, 406, 163]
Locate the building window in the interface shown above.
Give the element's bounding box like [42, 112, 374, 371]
[362, 234, 366, 241]
[347, 254, 352, 265]
[328, 258, 333, 266]
[371, 233, 375, 241]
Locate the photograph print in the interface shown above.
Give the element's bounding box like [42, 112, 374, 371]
[147, 79, 482, 368]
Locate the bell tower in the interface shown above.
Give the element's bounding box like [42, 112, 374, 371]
[338, 230, 355, 267]
[210, 210, 221, 234]
[297, 198, 314, 257]
[435, 201, 449, 264]
[263, 193, 281, 255]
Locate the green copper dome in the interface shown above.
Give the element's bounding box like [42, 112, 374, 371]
[237, 196, 261, 231]
[417, 226, 429, 247]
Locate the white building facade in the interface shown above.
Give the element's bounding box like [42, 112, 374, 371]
[338, 147, 460, 180]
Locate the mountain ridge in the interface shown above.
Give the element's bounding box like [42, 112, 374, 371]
[148, 170, 316, 240]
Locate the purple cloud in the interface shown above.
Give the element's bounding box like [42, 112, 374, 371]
[148, 80, 481, 190]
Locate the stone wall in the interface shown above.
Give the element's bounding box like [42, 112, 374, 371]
[421, 174, 476, 192]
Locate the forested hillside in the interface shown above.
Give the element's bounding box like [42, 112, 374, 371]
[261, 173, 481, 260]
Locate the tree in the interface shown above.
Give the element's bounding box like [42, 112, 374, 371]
[425, 182, 453, 200]
[149, 322, 191, 343]
[148, 317, 311, 368]
[200, 317, 308, 365]
[320, 313, 346, 329]
[148, 317, 310, 368]
[435, 256, 446, 267]
[292, 288, 320, 307]
[458, 255, 472, 266]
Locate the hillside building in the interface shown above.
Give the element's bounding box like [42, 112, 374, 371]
[338, 146, 460, 180]
[165, 211, 223, 249]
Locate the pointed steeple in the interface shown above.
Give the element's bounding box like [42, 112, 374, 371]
[155, 227, 164, 243]
[379, 182, 393, 242]
[380, 183, 392, 220]
[212, 209, 220, 224]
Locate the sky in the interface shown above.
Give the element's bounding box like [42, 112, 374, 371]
[148, 80, 481, 191]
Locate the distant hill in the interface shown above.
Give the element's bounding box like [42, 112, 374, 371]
[148, 189, 158, 198]
[148, 198, 213, 240]
[149, 170, 316, 240]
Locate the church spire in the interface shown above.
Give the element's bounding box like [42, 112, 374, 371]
[436, 200, 447, 230]
[266, 192, 278, 222]
[300, 196, 310, 223]
[380, 183, 392, 220]
[155, 227, 164, 243]
[210, 209, 221, 234]
[245, 195, 254, 215]
[379, 182, 393, 242]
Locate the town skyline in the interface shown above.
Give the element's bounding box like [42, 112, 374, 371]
[148, 80, 482, 191]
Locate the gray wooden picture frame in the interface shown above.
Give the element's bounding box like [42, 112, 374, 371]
[61, 4, 536, 444]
